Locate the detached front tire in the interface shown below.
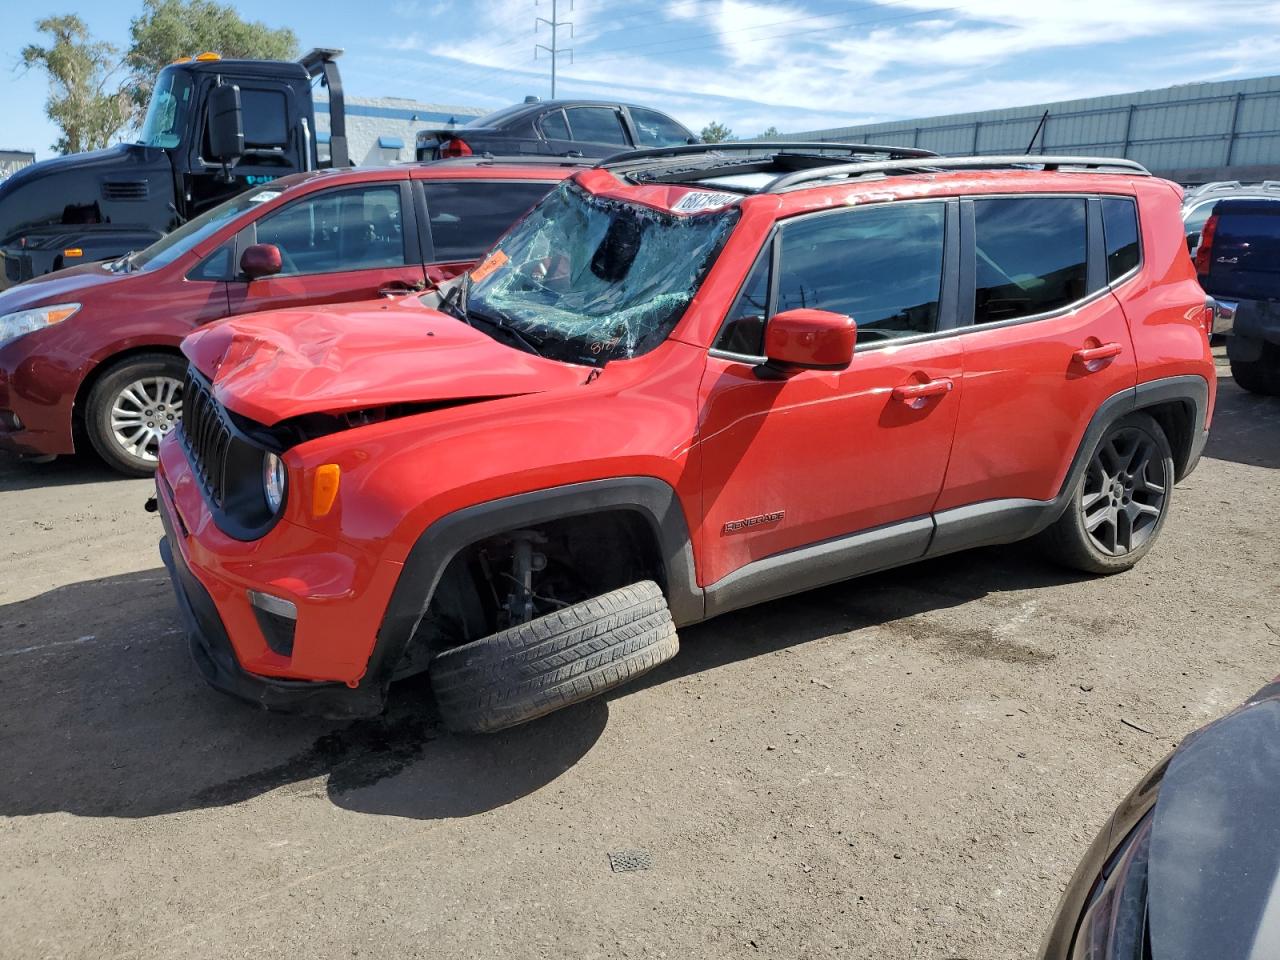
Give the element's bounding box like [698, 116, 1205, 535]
[430, 580, 679, 734]
[84, 353, 186, 477]
[1039, 412, 1174, 575]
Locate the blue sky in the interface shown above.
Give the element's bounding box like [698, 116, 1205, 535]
[4, 0, 1280, 158]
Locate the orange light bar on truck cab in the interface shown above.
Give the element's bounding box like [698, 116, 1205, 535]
[194, 52, 222, 61]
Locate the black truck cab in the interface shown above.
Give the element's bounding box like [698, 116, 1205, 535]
[0, 49, 348, 290]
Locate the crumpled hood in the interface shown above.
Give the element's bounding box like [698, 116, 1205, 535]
[182, 295, 591, 426]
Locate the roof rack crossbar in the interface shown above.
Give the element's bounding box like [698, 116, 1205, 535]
[598, 141, 938, 170]
[764, 154, 1151, 192]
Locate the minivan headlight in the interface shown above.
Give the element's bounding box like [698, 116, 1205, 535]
[263, 452, 287, 513]
[0, 303, 80, 348]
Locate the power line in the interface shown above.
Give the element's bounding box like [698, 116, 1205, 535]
[535, 0, 574, 98]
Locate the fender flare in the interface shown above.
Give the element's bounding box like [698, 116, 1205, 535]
[366, 477, 703, 698]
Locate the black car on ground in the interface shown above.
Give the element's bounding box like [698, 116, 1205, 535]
[415, 99, 697, 161]
[1040, 676, 1280, 960]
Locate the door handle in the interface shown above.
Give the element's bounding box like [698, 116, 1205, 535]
[1072, 342, 1123, 365]
[891, 378, 954, 403]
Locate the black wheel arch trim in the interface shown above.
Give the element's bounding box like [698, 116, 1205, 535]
[368, 477, 703, 705]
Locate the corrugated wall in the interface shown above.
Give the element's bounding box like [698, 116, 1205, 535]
[784, 75, 1280, 183]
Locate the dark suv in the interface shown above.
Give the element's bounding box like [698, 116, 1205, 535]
[415, 99, 696, 161]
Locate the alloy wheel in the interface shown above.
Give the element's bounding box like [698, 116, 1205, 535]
[1079, 426, 1168, 556]
[109, 376, 183, 463]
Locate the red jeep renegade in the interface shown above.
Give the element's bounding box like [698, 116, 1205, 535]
[154, 143, 1216, 732]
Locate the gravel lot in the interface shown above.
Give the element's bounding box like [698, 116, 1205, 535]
[2, 350, 1278, 960]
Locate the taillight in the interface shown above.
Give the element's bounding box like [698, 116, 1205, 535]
[1194, 212, 1218, 275]
[439, 137, 472, 158]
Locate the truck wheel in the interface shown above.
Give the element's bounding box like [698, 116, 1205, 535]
[85, 353, 186, 477]
[1230, 343, 1280, 396]
[430, 580, 679, 734]
[1039, 412, 1174, 575]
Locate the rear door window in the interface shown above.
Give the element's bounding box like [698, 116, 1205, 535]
[422, 180, 558, 262]
[1101, 197, 1140, 281]
[254, 184, 406, 275]
[539, 109, 570, 140]
[564, 107, 630, 146]
[972, 197, 1087, 324]
[629, 107, 691, 147]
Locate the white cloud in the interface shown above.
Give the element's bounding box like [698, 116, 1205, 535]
[372, 0, 1280, 136]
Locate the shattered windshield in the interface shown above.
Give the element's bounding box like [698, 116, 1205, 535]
[460, 181, 739, 365]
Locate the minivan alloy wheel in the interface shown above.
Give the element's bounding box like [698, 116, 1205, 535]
[1079, 426, 1168, 556]
[109, 376, 183, 462]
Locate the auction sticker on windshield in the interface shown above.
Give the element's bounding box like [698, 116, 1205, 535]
[470, 249, 509, 283]
[248, 191, 282, 203]
[671, 191, 740, 214]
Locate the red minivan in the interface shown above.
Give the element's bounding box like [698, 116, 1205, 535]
[0, 159, 577, 474]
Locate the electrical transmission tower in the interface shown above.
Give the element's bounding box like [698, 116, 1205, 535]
[535, 0, 573, 98]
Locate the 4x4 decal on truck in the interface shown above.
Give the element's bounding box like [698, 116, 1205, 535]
[723, 510, 786, 534]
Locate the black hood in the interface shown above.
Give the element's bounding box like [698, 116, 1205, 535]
[1148, 682, 1280, 960]
[0, 143, 174, 245]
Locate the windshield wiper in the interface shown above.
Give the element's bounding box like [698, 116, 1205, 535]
[468, 306, 546, 358]
[437, 274, 471, 324]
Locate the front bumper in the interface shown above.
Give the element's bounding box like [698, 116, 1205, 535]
[159, 533, 388, 718]
[155, 441, 412, 719]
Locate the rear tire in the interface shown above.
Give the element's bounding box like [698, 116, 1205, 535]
[430, 580, 678, 734]
[1230, 342, 1280, 396]
[84, 353, 186, 477]
[1039, 412, 1174, 575]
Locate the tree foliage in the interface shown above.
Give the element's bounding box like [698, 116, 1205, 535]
[700, 121, 734, 144]
[21, 2, 299, 154]
[125, 0, 298, 120]
[759, 125, 781, 138]
[21, 15, 131, 154]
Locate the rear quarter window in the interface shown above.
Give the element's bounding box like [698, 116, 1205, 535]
[1101, 197, 1140, 281]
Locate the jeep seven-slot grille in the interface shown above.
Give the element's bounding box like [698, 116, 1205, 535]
[179, 370, 233, 508]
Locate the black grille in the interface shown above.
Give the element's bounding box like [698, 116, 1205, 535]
[179, 371, 234, 508]
[101, 180, 149, 201]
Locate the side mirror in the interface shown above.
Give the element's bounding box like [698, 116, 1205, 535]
[759, 308, 857, 377]
[207, 84, 244, 164]
[240, 243, 282, 280]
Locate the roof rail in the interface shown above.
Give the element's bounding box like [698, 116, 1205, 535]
[425, 155, 594, 168]
[598, 141, 938, 169]
[763, 154, 1151, 192]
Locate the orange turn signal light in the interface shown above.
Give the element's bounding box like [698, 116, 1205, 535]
[312, 464, 341, 517]
[62, 247, 83, 258]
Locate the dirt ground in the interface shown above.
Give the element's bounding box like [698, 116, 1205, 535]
[2, 351, 1278, 960]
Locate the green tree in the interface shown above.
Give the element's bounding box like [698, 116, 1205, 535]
[125, 0, 297, 121]
[700, 121, 734, 144]
[759, 125, 781, 138]
[21, 15, 131, 154]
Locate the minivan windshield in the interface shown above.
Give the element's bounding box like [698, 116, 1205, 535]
[124, 186, 286, 273]
[453, 182, 738, 365]
[139, 68, 194, 149]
